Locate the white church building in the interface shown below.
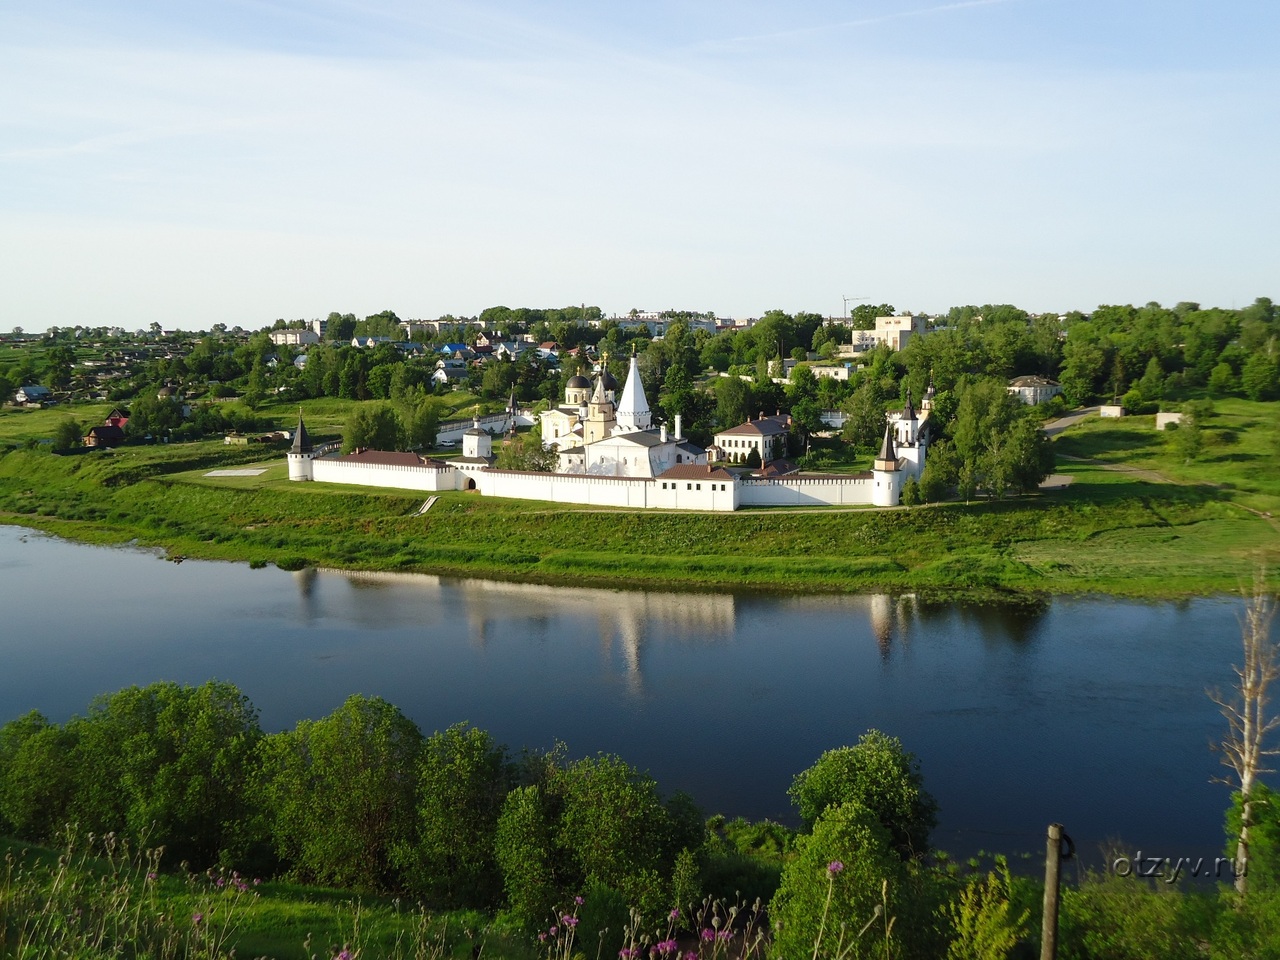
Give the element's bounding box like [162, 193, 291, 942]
[286, 361, 930, 511]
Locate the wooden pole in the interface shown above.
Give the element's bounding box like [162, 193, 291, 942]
[1041, 823, 1064, 960]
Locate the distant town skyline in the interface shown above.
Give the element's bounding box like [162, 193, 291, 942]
[3, 1, 1277, 332]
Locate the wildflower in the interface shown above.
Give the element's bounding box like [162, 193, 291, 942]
[655, 939, 678, 954]
[335, 949, 353, 960]
[669, 908, 680, 920]
[618, 949, 638, 959]
[827, 860, 844, 875]
[538, 933, 547, 943]
[574, 895, 584, 905]
[192, 912, 203, 925]
[549, 925, 558, 936]
[146, 871, 157, 881]
[561, 915, 579, 927]
[700, 929, 716, 942]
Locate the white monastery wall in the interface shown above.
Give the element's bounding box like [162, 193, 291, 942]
[739, 475, 882, 508]
[474, 470, 737, 512]
[311, 458, 454, 491]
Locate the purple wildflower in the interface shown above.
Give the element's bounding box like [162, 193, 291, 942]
[700, 929, 716, 942]
[192, 912, 203, 926]
[561, 915, 579, 927]
[655, 939, 678, 955]
[669, 907, 680, 920]
[828, 860, 845, 875]
[574, 895, 584, 905]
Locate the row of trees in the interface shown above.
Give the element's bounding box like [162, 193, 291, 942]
[0, 683, 961, 947]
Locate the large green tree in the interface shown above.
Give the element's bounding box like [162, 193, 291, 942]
[396, 723, 512, 908]
[343, 402, 403, 452]
[256, 695, 423, 891]
[789, 730, 937, 860]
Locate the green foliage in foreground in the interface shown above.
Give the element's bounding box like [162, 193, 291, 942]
[12, 682, 1280, 956]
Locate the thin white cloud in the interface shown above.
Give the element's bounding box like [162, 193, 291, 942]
[698, 0, 1023, 50]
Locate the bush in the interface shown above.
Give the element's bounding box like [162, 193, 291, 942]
[790, 730, 938, 859]
[255, 695, 423, 891]
[770, 802, 907, 959]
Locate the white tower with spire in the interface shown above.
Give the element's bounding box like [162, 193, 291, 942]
[287, 412, 317, 481]
[872, 423, 903, 507]
[615, 352, 652, 433]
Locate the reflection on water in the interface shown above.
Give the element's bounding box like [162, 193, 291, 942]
[0, 525, 1246, 865]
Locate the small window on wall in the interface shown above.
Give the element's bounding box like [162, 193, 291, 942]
[696, 484, 701, 490]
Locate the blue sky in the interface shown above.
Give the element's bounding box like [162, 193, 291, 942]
[2, 1, 1277, 330]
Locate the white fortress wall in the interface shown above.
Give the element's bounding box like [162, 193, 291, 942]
[311, 458, 454, 491]
[476, 470, 652, 509]
[474, 470, 737, 512]
[739, 475, 878, 507]
[437, 410, 523, 443]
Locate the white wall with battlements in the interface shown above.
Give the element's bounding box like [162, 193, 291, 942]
[457, 468, 737, 511]
[311, 457, 455, 491]
[739, 474, 889, 508]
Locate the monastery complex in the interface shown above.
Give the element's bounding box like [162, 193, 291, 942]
[287, 355, 931, 511]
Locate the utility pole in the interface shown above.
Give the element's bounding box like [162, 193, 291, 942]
[1041, 823, 1073, 960]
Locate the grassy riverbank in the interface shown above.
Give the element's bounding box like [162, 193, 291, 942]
[0, 410, 1276, 596]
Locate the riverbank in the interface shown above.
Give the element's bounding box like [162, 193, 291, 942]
[0, 439, 1275, 598]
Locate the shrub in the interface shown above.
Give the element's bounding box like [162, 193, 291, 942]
[255, 695, 423, 891]
[769, 802, 906, 959]
[790, 730, 938, 860]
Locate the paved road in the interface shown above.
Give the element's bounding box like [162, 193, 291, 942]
[1041, 405, 1099, 437]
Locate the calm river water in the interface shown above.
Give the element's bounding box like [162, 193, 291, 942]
[0, 524, 1253, 868]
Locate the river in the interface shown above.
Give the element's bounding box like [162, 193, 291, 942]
[0, 524, 1252, 871]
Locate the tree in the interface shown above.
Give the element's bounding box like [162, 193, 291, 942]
[1242, 352, 1280, 402]
[1209, 575, 1279, 895]
[769, 802, 906, 960]
[44, 345, 75, 390]
[951, 379, 1051, 499]
[45, 682, 265, 868]
[555, 754, 675, 911]
[0, 718, 78, 842]
[495, 431, 556, 471]
[789, 730, 937, 860]
[396, 723, 512, 908]
[51, 416, 81, 452]
[840, 379, 886, 452]
[1169, 410, 1203, 463]
[401, 397, 439, 450]
[343, 402, 402, 452]
[256, 695, 423, 891]
[494, 784, 561, 929]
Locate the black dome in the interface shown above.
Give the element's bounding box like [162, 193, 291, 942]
[567, 374, 591, 388]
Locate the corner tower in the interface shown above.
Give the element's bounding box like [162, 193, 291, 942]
[287, 412, 316, 481]
[872, 422, 902, 507]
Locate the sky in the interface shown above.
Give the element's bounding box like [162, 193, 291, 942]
[2, 1, 1277, 331]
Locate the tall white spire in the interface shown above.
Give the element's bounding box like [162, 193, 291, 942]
[615, 353, 652, 432]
